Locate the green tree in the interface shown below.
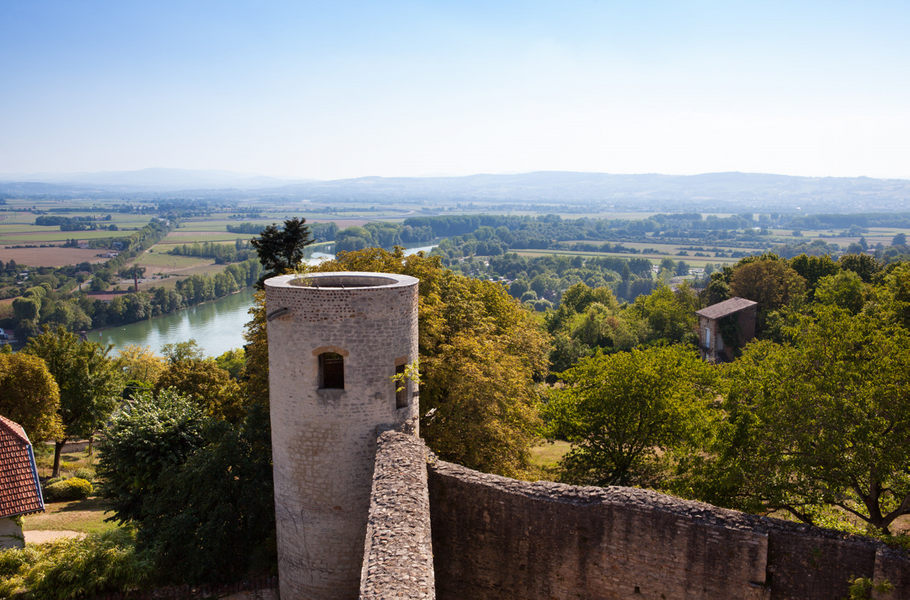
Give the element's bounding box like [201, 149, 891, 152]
[702, 275, 732, 306]
[155, 359, 244, 422]
[161, 339, 205, 363]
[136, 405, 275, 584]
[242, 291, 270, 408]
[788, 254, 839, 299]
[0, 529, 151, 599]
[838, 253, 881, 283]
[421, 332, 543, 476]
[250, 217, 314, 286]
[630, 283, 699, 344]
[119, 265, 147, 292]
[12, 296, 40, 321]
[716, 308, 910, 534]
[214, 348, 246, 380]
[117, 344, 166, 387]
[866, 262, 910, 329]
[97, 389, 210, 524]
[814, 270, 866, 314]
[731, 257, 806, 312]
[544, 345, 719, 487]
[24, 327, 123, 476]
[0, 352, 63, 442]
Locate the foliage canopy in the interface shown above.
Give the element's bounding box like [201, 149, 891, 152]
[545, 344, 719, 487]
[0, 352, 63, 441]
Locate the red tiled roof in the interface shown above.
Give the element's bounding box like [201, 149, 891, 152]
[695, 297, 758, 320]
[0, 414, 45, 518]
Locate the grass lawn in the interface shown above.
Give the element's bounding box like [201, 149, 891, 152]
[529, 440, 571, 470]
[162, 231, 253, 243]
[0, 229, 133, 244]
[25, 446, 117, 535]
[33, 447, 96, 477]
[22, 497, 118, 535]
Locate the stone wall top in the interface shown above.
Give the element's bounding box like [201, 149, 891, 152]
[360, 431, 435, 600]
[266, 272, 418, 291]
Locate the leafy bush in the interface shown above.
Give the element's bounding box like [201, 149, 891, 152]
[43, 476, 66, 487]
[97, 389, 210, 524]
[0, 528, 151, 600]
[73, 467, 96, 482]
[138, 404, 275, 584]
[44, 477, 93, 502]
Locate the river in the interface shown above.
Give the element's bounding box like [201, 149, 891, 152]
[98, 245, 437, 357]
[97, 287, 257, 358]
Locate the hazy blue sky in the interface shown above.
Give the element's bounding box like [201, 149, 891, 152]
[2, 1, 908, 180]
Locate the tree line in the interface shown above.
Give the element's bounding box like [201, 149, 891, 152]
[167, 239, 257, 264]
[35, 214, 116, 231]
[227, 220, 339, 242]
[2, 257, 263, 340]
[334, 221, 435, 252]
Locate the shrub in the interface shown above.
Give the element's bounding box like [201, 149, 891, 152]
[0, 528, 151, 599]
[43, 476, 67, 487]
[73, 467, 96, 482]
[97, 389, 210, 524]
[138, 404, 275, 584]
[44, 477, 93, 502]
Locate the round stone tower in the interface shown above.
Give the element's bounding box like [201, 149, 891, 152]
[264, 272, 420, 600]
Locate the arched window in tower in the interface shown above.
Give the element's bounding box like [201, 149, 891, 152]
[319, 352, 345, 389]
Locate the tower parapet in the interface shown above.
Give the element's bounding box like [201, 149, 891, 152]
[265, 271, 419, 600]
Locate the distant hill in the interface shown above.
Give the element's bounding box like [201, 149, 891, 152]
[262, 171, 910, 213]
[1, 170, 909, 213]
[0, 168, 309, 191]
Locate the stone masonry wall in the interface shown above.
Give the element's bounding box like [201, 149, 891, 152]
[427, 458, 910, 600]
[359, 430, 435, 600]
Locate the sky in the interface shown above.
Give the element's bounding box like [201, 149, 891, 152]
[1, 1, 909, 181]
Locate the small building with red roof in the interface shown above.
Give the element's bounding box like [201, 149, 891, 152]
[0, 415, 45, 549]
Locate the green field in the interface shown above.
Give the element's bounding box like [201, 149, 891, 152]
[529, 440, 572, 469]
[0, 229, 138, 244]
[133, 252, 213, 269]
[157, 232, 255, 245]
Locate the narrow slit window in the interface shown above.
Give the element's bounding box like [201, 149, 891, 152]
[320, 352, 344, 389]
[395, 363, 408, 408]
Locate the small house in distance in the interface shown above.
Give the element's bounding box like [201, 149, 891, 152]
[695, 297, 758, 362]
[0, 415, 45, 549]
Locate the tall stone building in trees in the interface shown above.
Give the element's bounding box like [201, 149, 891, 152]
[265, 272, 419, 599]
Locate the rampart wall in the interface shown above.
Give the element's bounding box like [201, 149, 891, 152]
[425, 457, 910, 600]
